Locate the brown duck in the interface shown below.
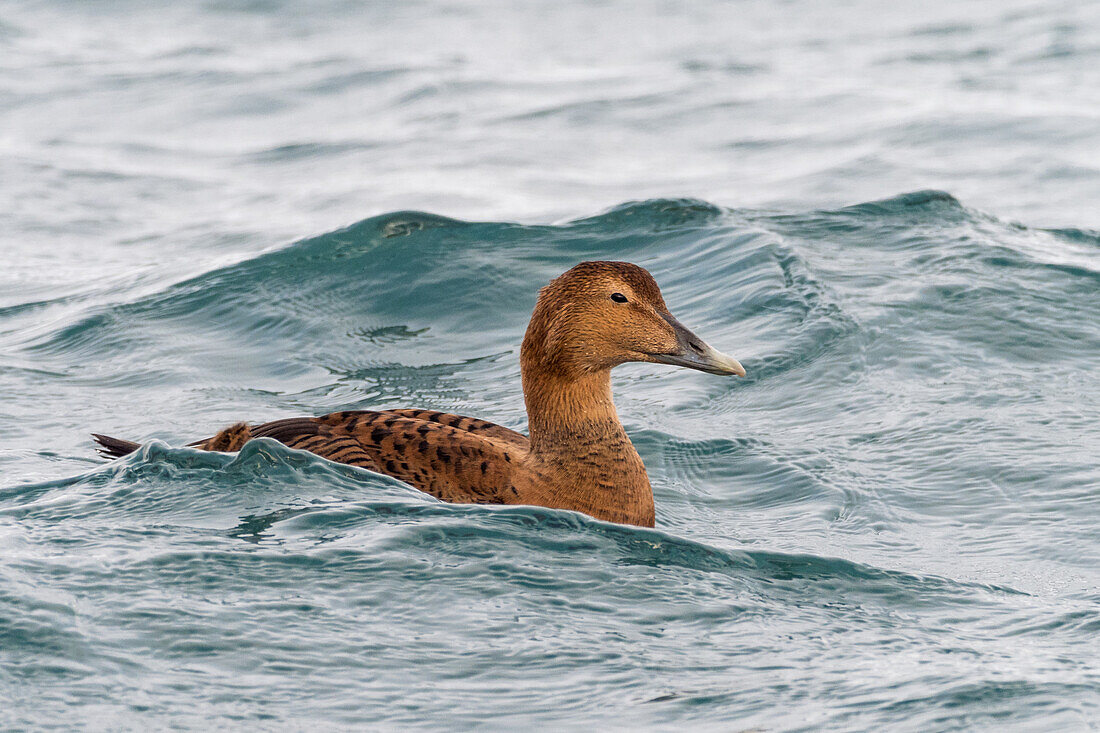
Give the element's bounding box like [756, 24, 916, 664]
[93, 261, 745, 527]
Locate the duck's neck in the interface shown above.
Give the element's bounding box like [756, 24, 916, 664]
[520, 358, 654, 526]
[523, 369, 620, 450]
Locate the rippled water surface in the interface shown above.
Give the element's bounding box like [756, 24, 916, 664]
[3, 1, 1100, 730]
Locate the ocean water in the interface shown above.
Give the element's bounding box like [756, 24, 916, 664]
[2, 1, 1099, 730]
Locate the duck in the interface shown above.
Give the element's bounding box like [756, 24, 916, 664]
[93, 261, 744, 527]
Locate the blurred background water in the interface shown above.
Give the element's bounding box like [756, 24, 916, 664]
[2, 0, 1099, 729]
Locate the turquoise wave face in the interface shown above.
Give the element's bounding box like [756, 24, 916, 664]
[3, 191, 1099, 728]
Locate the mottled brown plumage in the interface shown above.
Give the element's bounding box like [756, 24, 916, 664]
[93, 261, 745, 527]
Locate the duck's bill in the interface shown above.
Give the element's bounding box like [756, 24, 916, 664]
[652, 343, 746, 376]
[653, 313, 746, 377]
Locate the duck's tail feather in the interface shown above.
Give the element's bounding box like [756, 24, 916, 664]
[91, 433, 141, 459]
[92, 421, 256, 460]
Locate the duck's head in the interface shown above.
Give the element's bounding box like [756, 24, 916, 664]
[522, 261, 745, 378]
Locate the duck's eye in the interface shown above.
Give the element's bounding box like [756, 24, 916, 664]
[610, 292, 628, 303]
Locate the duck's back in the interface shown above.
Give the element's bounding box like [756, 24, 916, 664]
[236, 410, 528, 504]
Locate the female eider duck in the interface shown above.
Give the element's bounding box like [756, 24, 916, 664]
[93, 261, 744, 527]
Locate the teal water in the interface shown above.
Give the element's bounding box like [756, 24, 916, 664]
[3, 1, 1100, 730]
